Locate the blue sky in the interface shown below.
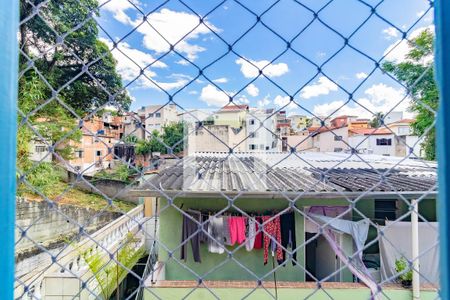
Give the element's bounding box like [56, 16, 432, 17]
[97, 0, 434, 119]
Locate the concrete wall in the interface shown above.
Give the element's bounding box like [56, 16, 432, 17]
[157, 197, 350, 282]
[15, 197, 121, 261]
[66, 170, 139, 203]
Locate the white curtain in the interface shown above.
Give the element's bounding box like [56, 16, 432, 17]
[379, 221, 439, 284]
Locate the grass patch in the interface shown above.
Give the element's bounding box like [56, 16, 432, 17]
[24, 180, 136, 212]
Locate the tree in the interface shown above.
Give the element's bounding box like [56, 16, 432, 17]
[370, 112, 384, 128]
[161, 122, 185, 155]
[19, 0, 131, 114]
[383, 29, 437, 160]
[135, 130, 165, 161]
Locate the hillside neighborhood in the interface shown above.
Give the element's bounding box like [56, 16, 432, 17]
[11, 0, 442, 299]
[29, 104, 425, 176]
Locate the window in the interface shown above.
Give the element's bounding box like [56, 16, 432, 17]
[375, 200, 397, 220]
[96, 150, 102, 157]
[35, 146, 46, 153]
[260, 144, 264, 150]
[249, 132, 256, 138]
[334, 147, 343, 152]
[249, 119, 255, 125]
[75, 150, 84, 158]
[249, 144, 256, 150]
[155, 112, 161, 118]
[334, 135, 343, 141]
[148, 113, 154, 118]
[376, 138, 392, 146]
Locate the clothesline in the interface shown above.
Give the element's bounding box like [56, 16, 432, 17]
[180, 208, 297, 266]
[180, 206, 295, 218]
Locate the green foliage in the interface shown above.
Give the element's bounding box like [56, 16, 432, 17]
[133, 122, 185, 164]
[82, 233, 145, 299]
[94, 162, 138, 183]
[124, 134, 139, 144]
[395, 258, 413, 283]
[135, 130, 165, 157]
[161, 122, 185, 154]
[17, 162, 62, 196]
[370, 112, 384, 128]
[19, 0, 131, 114]
[383, 29, 437, 160]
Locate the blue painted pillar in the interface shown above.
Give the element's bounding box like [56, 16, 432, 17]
[436, 1, 450, 299]
[0, 0, 19, 298]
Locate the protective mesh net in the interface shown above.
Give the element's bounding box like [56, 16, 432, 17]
[15, 0, 438, 299]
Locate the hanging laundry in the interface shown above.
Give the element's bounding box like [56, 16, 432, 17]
[245, 217, 256, 251]
[207, 216, 225, 254]
[262, 216, 283, 264]
[180, 212, 203, 263]
[228, 216, 247, 245]
[280, 211, 297, 265]
[253, 217, 263, 249]
[222, 216, 233, 246]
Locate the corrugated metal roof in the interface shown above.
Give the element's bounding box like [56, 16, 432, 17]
[144, 154, 437, 195]
[148, 156, 337, 193]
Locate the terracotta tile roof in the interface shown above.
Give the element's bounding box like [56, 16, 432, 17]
[220, 104, 249, 111]
[349, 128, 392, 135]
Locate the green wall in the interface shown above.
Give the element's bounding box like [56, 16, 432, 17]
[157, 197, 350, 282]
[145, 287, 438, 300]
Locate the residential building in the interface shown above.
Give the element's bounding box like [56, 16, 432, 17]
[309, 126, 349, 152]
[387, 119, 424, 157]
[137, 104, 179, 138]
[348, 128, 396, 156]
[285, 130, 313, 152]
[246, 108, 278, 151]
[142, 152, 437, 296]
[213, 104, 249, 129]
[67, 115, 120, 173]
[29, 138, 52, 163]
[289, 115, 309, 132]
[123, 111, 146, 140]
[276, 110, 291, 136]
[187, 124, 246, 154]
[310, 116, 332, 127]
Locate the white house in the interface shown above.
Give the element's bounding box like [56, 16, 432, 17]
[137, 104, 179, 138]
[246, 108, 278, 151]
[29, 138, 52, 163]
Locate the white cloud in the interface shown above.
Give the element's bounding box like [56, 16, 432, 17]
[236, 95, 250, 104]
[257, 96, 271, 107]
[356, 72, 368, 79]
[200, 84, 230, 107]
[273, 95, 297, 110]
[213, 77, 228, 83]
[101, 0, 137, 24]
[235, 58, 289, 78]
[100, 38, 166, 79]
[188, 90, 198, 95]
[245, 84, 259, 97]
[416, 10, 425, 17]
[102, 5, 219, 61]
[383, 25, 434, 63]
[133, 9, 219, 61]
[176, 59, 190, 66]
[100, 38, 190, 91]
[313, 83, 413, 119]
[382, 27, 400, 39]
[300, 76, 338, 99]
